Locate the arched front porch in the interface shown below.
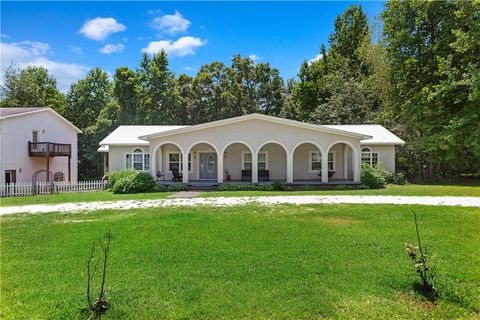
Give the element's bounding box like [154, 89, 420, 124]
[150, 139, 361, 186]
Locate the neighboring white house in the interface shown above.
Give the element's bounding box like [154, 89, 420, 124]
[0, 107, 81, 183]
[99, 113, 404, 184]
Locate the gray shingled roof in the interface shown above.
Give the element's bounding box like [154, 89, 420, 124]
[0, 107, 45, 117]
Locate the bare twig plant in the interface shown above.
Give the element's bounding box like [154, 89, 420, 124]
[404, 210, 437, 296]
[85, 229, 112, 315]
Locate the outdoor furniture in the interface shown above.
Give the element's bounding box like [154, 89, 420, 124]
[241, 170, 269, 181]
[318, 171, 335, 178]
[156, 171, 165, 181]
[171, 169, 183, 182]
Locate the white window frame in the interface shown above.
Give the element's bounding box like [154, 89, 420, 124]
[309, 151, 336, 172]
[241, 151, 269, 170]
[361, 147, 378, 166]
[125, 147, 150, 171]
[167, 152, 192, 173]
[328, 150, 336, 171]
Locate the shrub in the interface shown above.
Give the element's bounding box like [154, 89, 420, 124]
[335, 184, 352, 190]
[393, 172, 407, 185]
[112, 172, 155, 194]
[107, 170, 136, 189]
[361, 164, 387, 189]
[166, 183, 188, 192]
[299, 185, 313, 191]
[216, 183, 274, 192]
[272, 180, 287, 191]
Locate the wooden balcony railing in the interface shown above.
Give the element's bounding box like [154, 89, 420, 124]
[28, 142, 71, 157]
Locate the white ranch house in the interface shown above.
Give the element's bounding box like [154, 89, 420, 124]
[99, 114, 404, 185]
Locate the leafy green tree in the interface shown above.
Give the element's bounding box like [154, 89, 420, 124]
[65, 68, 114, 179]
[382, 0, 479, 178]
[137, 51, 178, 124]
[113, 67, 139, 125]
[0, 65, 66, 111]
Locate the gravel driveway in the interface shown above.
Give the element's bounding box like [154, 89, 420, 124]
[1, 195, 480, 215]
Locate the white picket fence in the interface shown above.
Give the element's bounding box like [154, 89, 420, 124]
[0, 180, 108, 197]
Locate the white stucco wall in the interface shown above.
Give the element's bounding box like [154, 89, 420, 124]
[362, 145, 396, 172]
[0, 111, 79, 183]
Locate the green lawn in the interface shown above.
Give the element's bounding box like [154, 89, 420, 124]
[0, 191, 173, 207]
[202, 184, 480, 198]
[1, 204, 479, 319]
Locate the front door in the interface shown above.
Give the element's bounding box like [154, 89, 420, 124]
[199, 152, 217, 180]
[5, 170, 16, 184]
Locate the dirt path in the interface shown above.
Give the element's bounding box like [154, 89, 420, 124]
[1, 195, 480, 215]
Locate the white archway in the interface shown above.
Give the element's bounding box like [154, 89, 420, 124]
[256, 140, 290, 183]
[186, 140, 221, 183]
[291, 141, 326, 183]
[325, 140, 360, 182]
[220, 140, 255, 183]
[150, 141, 184, 180]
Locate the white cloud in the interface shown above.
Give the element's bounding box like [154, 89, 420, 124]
[309, 53, 324, 64]
[248, 54, 261, 62]
[69, 45, 83, 55]
[79, 17, 126, 41]
[142, 36, 205, 57]
[1, 34, 9, 39]
[1, 41, 89, 92]
[152, 10, 191, 35]
[183, 66, 193, 71]
[99, 43, 125, 54]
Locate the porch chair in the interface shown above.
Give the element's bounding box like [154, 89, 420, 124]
[156, 171, 165, 181]
[171, 169, 183, 182]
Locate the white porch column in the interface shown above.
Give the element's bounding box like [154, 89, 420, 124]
[343, 145, 349, 180]
[353, 148, 361, 182]
[286, 152, 293, 183]
[321, 151, 328, 183]
[252, 152, 258, 183]
[182, 151, 189, 183]
[217, 153, 224, 183]
[150, 144, 156, 178]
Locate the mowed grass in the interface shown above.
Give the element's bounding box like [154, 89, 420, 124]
[202, 184, 480, 198]
[1, 204, 479, 319]
[0, 191, 174, 207]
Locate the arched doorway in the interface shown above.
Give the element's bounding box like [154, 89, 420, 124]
[221, 141, 254, 182]
[152, 142, 184, 182]
[291, 142, 324, 183]
[186, 141, 219, 182]
[256, 141, 288, 182]
[326, 141, 358, 182]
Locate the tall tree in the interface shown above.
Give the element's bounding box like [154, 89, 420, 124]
[113, 67, 139, 125]
[0, 65, 66, 111]
[137, 51, 178, 124]
[382, 0, 479, 178]
[65, 68, 114, 179]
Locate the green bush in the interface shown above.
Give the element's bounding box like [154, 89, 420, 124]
[107, 170, 137, 188]
[166, 183, 188, 192]
[111, 172, 155, 194]
[216, 183, 274, 192]
[361, 164, 387, 189]
[112, 177, 135, 194]
[299, 185, 313, 191]
[272, 180, 287, 191]
[335, 184, 352, 190]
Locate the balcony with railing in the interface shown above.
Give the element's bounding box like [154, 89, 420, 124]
[28, 142, 71, 157]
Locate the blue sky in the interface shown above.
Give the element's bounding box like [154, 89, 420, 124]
[1, 1, 385, 91]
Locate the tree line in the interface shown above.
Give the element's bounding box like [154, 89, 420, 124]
[1, 1, 479, 180]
